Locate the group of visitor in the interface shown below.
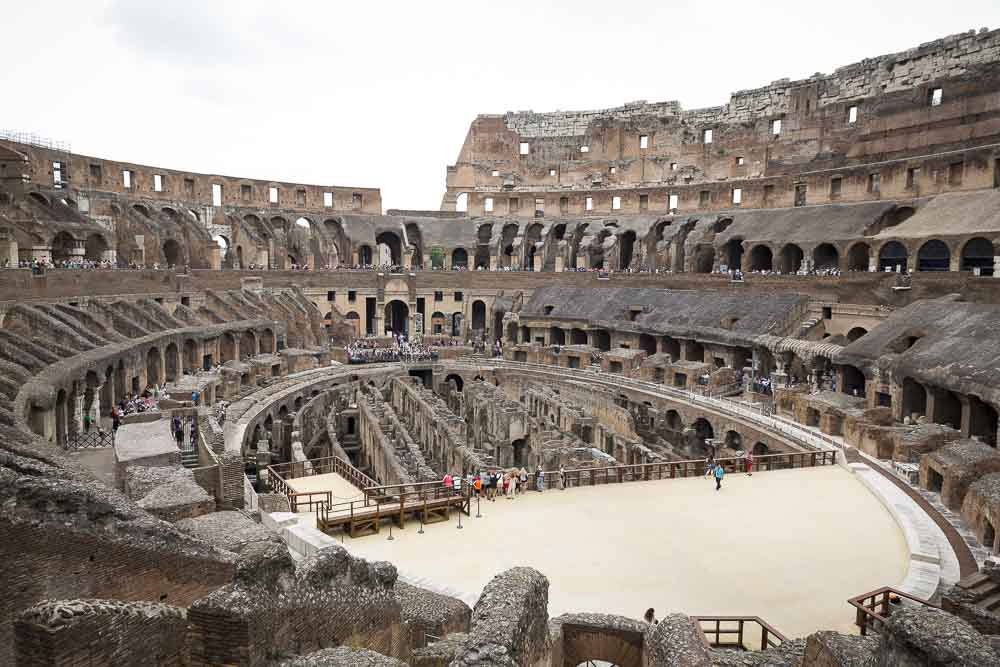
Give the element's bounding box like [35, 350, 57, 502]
[345, 334, 438, 364]
[171, 415, 199, 449]
[703, 451, 754, 491]
[443, 466, 574, 497]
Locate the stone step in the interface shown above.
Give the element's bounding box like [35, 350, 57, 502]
[977, 590, 1000, 612]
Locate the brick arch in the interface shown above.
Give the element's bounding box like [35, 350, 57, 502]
[559, 622, 643, 667]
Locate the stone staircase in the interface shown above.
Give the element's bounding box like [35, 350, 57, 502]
[954, 572, 1000, 613]
[180, 446, 199, 469]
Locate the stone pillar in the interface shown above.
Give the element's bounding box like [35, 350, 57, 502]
[89, 384, 103, 425]
[993, 256, 1000, 277]
[73, 382, 86, 434]
[490, 255, 498, 271]
[0, 236, 18, 266]
[555, 256, 564, 272]
[533, 253, 542, 272]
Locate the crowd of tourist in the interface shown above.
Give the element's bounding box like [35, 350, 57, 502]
[345, 334, 438, 364]
[443, 465, 577, 497]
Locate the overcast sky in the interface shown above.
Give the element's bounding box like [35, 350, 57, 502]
[2, 2, 998, 211]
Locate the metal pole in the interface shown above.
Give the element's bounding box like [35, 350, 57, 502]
[457, 495, 463, 529]
[388, 520, 394, 541]
[476, 494, 481, 518]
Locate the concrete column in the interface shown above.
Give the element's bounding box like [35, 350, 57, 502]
[555, 256, 565, 272]
[73, 384, 85, 434]
[89, 384, 103, 425]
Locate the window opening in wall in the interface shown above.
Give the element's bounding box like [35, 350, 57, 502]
[352, 193, 363, 209]
[327, 291, 336, 301]
[535, 198, 544, 217]
[848, 105, 858, 123]
[929, 87, 943, 106]
[794, 183, 807, 207]
[559, 196, 568, 214]
[868, 173, 880, 194]
[639, 134, 649, 149]
[240, 184, 252, 202]
[348, 290, 357, 303]
[585, 196, 594, 211]
[995, 158, 1000, 188]
[122, 170, 132, 188]
[906, 167, 918, 190]
[491, 169, 499, 177]
[612, 196, 622, 210]
[212, 183, 222, 207]
[153, 174, 163, 192]
[269, 186, 278, 204]
[949, 162, 964, 186]
[763, 184, 774, 204]
[434, 291, 443, 302]
[484, 197, 494, 212]
[52, 161, 63, 187]
[78, 193, 89, 213]
[184, 178, 194, 196]
[549, 168, 557, 177]
[699, 190, 710, 207]
[580, 145, 590, 153]
[509, 197, 519, 213]
[89, 163, 102, 180]
[670, 162, 678, 171]
[323, 191, 332, 207]
[609, 166, 616, 174]
[830, 176, 842, 198]
[732, 188, 742, 205]
[771, 119, 782, 135]
[822, 306, 832, 320]
[455, 291, 463, 302]
[735, 156, 744, 166]
[639, 194, 649, 211]
[455, 192, 468, 212]
[296, 189, 306, 206]
[519, 142, 530, 155]
[668, 194, 679, 212]
[702, 129, 713, 144]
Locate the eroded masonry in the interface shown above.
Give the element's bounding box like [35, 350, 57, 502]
[5, 28, 1000, 666]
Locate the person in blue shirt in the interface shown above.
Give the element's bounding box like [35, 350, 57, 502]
[714, 462, 725, 491]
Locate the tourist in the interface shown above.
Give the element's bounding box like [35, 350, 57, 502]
[536, 467, 545, 492]
[191, 390, 199, 405]
[453, 472, 462, 496]
[473, 474, 482, 497]
[83, 412, 92, 432]
[743, 450, 753, 476]
[713, 462, 725, 491]
[559, 465, 566, 490]
[506, 472, 516, 499]
[111, 408, 121, 434]
[443, 472, 452, 492]
[704, 454, 715, 478]
[190, 421, 198, 449]
[644, 608, 658, 624]
[519, 467, 528, 494]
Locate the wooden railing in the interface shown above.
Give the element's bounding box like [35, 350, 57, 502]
[847, 587, 936, 636]
[266, 454, 377, 498]
[694, 616, 786, 651]
[543, 450, 836, 490]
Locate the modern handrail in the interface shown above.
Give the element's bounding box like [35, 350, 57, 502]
[694, 615, 787, 650]
[847, 586, 936, 636]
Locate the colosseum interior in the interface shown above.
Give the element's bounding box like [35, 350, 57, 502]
[6, 22, 1000, 667]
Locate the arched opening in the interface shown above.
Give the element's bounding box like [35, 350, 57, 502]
[693, 244, 715, 273]
[405, 222, 424, 269]
[968, 396, 998, 447]
[902, 378, 927, 420]
[724, 430, 743, 450]
[570, 328, 588, 345]
[212, 235, 229, 264]
[846, 327, 868, 343]
[432, 312, 447, 336]
[162, 239, 182, 267]
[917, 239, 950, 272]
[220, 333, 236, 363]
[512, 439, 530, 467]
[778, 243, 803, 274]
[592, 330, 611, 352]
[240, 330, 257, 358]
[146, 347, 162, 387]
[384, 300, 409, 336]
[661, 336, 680, 360]
[933, 389, 963, 430]
[344, 312, 361, 337]
[164, 343, 179, 382]
[260, 328, 275, 354]
[455, 192, 469, 212]
[664, 410, 684, 433]
[51, 231, 77, 264]
[813, 243, 839, 271]
[550, 327, 566, 345]
[619, 230, 636, 269]
[752, 442, 769, 455]
[878, 241, 908, 273]
[376, 231, 403, 266]
[84, 233, 109, 262]
[842, 365, 866, 397]
[183, 339, 198, 373]
[235, 245, 244, 268]
[690, 418, 715, 457]
[639, 334, 657, 356]
[471, 300, 487, 332]
[451, 312, 463, 337]
[358, 245, 373, 266]
[724, 238, 744, 271]
[961, 237, 994, 276]
[749, 245, 773, 272]
[452, 247, 468, 269]
[848, 243, 871, 272]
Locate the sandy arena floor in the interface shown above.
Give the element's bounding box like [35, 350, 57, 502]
[338, 466, 908, 637]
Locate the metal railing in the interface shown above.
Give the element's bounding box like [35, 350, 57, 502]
[63, 429, 115, 451]
[847, 587, 936, 636]
[695, 616, 786, 651]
